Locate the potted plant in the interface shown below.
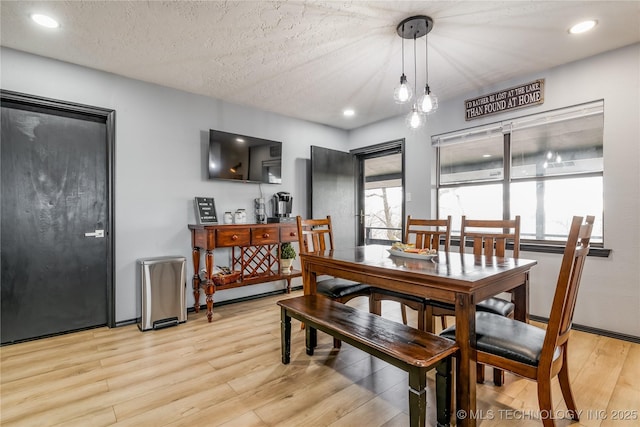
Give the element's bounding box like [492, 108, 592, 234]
[280, 242, 296, 273]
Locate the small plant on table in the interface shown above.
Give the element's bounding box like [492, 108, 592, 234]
[280, 243, 296, 273]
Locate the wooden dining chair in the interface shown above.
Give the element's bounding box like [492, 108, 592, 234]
[438, 215, 594, 427]
[370, 216, 451, 333]
[296, 215, 372, 348]
[427, 215, 521, 384]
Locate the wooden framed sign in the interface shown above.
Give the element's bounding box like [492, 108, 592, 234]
[465, 79, 544, 120]
[194, 197, 218, 224]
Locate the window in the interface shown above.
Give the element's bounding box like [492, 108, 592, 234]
[435, 101, 603, 244]
[358, 149, 404, 244]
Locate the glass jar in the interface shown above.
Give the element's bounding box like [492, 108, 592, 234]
[223, 212, 233, 224]
[234, 209, 246, 224]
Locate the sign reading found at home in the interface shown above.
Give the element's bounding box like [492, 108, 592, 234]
[465, 79, 544, 121]
[194, 197, 218, 224]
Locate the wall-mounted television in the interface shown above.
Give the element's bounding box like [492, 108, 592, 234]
[208, 129, 282, 184]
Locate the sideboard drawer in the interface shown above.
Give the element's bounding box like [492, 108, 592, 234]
[280, 225, 298, 243]
[251, 227, 279, 245]
[216, 228, 250, 247]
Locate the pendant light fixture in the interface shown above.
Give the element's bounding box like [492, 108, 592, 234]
[393, 15, 438, 129]
[406, 36, 425, 129]
[417, 24, 438, 115]
[393, 22, 412, 104]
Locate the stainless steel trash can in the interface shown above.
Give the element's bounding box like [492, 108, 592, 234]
[138, 256, 187, 331]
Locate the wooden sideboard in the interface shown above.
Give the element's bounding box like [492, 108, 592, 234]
[188, 222, 300, 322]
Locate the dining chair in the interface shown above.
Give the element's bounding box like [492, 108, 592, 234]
[296, 215, 372, 348]
[425, 215, 521, 384]
[438, 215, 594, 427]
[370, 215, 451, 333]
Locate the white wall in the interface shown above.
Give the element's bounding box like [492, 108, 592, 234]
[1, 47, 349, 322]
[348, 44, 640, 337]
[2, 44, 638, 336]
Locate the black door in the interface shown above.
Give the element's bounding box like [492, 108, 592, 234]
[310, 146, 356, 249]
[1, 91, 114, 344]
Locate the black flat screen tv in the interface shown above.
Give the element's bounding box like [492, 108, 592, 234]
[208, 129, 282, 184]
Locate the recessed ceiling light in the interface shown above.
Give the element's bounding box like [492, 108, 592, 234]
[235, 138, 245, 143]
[343, 109, 355, 117]
[31, 13, 60, 29]
[482, 154, 492, 158]
[569, 20, 597, 34]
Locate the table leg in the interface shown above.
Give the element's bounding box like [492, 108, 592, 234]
[301, 260, 317, 335]
[301, 260, 317, 295]
[512, 271, 530, 323]
[455, 293, 477, 427]
[191, 247, 201, 312]
[204, 249, 214, 322]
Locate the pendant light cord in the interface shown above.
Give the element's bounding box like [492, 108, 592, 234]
[401, 24, 405, 75]
[413, 34, 418, 97]
[425, 32, 429, 90]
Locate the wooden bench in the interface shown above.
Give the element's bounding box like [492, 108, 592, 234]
[277, 295, 459, 427]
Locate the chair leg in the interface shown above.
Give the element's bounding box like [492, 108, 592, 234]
[440, 315, 447, 330]
[425, 304, 435, 333]
[493, 367, 505, 386]
[369, 295, 382, 316]
[417, 306, 427, 332]
[558, 350, 579, 420]
[401, 303, 408, 325]
[476, 363, 485, 384]
[537, 377, 556, 427]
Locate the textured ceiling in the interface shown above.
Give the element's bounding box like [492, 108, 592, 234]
[1, 1, 639, 130]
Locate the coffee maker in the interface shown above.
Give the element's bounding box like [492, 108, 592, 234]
[268, 192, 294, 223]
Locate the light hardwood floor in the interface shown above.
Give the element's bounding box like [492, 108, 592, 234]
[1, 290, 638, 427]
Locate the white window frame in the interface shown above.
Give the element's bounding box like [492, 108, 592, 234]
[433, 101, 604, 246]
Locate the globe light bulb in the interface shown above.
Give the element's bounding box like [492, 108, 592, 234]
[393, 74, 413, 104]
[405, 105, 425, 130]
[418, 86, 439, 114]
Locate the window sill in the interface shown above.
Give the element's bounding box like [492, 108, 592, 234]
[451, 240, 611, 258]
[520, 243, 610, 257]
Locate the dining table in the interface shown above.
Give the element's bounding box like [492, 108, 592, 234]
[299, 244, 537, 427]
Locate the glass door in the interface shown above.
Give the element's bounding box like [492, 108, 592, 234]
[354, 142, 405, 245]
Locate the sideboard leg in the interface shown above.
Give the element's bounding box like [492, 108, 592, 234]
[192, 247, 201, 312]
[205, 249, 215, 322]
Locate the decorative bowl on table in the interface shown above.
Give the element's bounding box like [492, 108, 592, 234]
[388, 242, 438, 260]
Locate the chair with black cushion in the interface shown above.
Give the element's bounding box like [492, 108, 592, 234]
[370, 216, 451, 333]
[438, 215, 594, 427]
[296, 215, 372, 348]
[426, 215, 521, 385]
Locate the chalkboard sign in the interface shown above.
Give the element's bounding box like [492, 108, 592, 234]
[194, 197, 218, 224]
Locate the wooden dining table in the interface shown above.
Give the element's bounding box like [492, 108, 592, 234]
[299, 245, 537, 427]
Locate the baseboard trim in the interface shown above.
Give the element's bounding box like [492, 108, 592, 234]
[115, 286, 304, 327]
[193, 285, 304, 310]
[529, 315, 639, 344]
[118, 291, 638, 344]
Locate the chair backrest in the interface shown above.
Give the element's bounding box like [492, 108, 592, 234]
[459, 216, 521, 258]
[296, 215, 335, 254]
[542, 215, 594, 362]
[405, 215, 451, 252]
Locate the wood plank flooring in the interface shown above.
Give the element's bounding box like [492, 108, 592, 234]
[2, 290, 639, 426]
